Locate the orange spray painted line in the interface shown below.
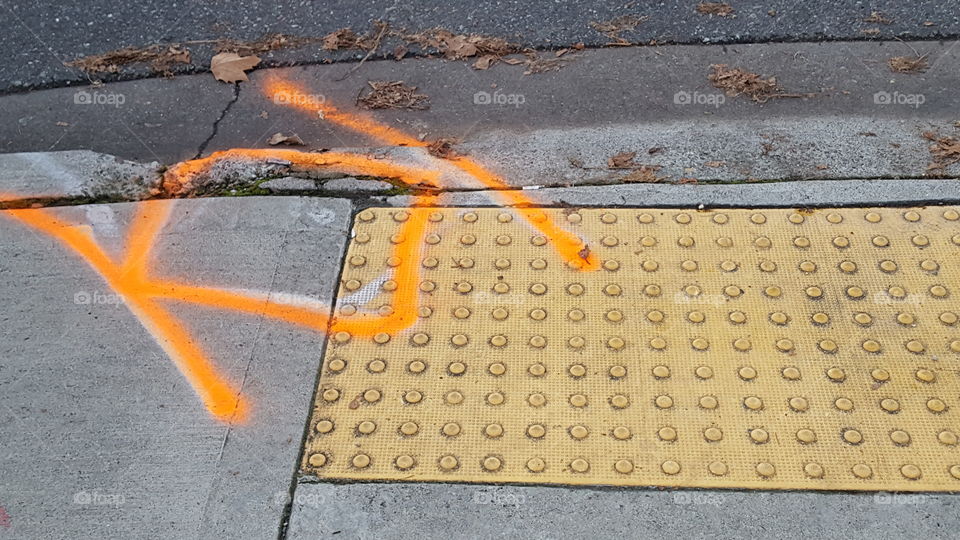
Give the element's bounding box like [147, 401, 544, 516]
[1, 203, 248, 422]
[143, 197, 435, 338]
[262, 76, 598, 271]
[164, 149, 442, 192]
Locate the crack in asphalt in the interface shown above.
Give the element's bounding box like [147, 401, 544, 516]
[194, 82, 241, 160]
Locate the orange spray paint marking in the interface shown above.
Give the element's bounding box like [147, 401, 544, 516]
[262, 76, 598, 271]
[164, 149, 442, 192]
[142, 197, 435, 337]
[1, 203, 248, 422]
[264, 76, 426, 148]
[0, 75, 600, 421]
[0, 176, 437, 422]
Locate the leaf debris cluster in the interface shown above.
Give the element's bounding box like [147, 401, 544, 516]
[708, 64, 814, 103]
[67, 21, 570, 79]
[427, 138, 459, 159]
[888, 55, 929, 73]
[923, 131, 960, 173]
[356, 81, 430, 110]
[607, 151, 666, 182]
[65, 44, 191, 75]
[589, 15, 650, 45]
[216, 34, 319, 55]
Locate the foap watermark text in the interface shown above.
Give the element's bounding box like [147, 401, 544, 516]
[74, 290, 126, 306]
[674, 90, 725, 108]
[73, 90, 126, 107]
[73, 490, 125, 507]
[873, 91, 925, 108]
[474, 90, 526, 107]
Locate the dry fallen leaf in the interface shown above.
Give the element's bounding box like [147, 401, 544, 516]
[707, 64, 814, 103]
[267, 132, 305, 146]
[323, 28, 360, 50]
[427, 138, 459, 159]
[210, 52, 261, 82]
[607, 151, 639, 169]
[888, 55, 929, 73]
[473, 55, 497, 70]
[923, 131, 960, 172]
[705, 160, 726, 168]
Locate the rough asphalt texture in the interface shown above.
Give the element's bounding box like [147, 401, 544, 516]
[0, 196, 350, 539]
[3, 41, 958, 184]
[4, 0, 960, 93]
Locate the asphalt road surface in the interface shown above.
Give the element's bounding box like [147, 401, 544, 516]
[3, 0, 959, 93]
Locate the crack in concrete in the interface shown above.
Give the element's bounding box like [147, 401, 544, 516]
[2, 172, 959, 211]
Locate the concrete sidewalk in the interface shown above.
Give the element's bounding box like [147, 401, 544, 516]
[3, 175, 960, 538]
[0, 196, 351, 538]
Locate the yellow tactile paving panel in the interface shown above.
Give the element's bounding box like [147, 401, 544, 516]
[304, 206, 960, 491]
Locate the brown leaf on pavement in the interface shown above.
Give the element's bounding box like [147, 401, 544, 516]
[357, 81, 430, 110]
[607, 151, 639, 169]
[923, 131, 960, 172]
[210, 52, 260, 82]
[888, 55, 929, 73]
[402, 29, 517, 65]
[323, 28, 362, 50]
[427, 138, 459, 159]
[473, 55, 497, 70]
[708, 64, 814, 103]
[705, 160, 726, 168]
[267, 133, 305, 146]
[696, 2, 735, 16]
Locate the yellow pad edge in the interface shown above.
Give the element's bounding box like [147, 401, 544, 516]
[304, 206, 960, 491]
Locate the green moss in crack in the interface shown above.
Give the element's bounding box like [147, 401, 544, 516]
[219, 176, 277, 197]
